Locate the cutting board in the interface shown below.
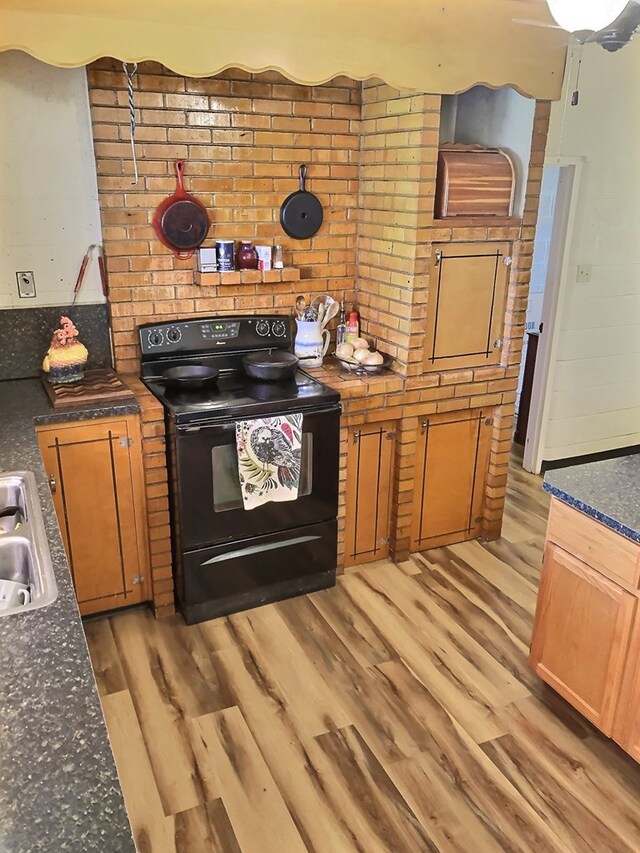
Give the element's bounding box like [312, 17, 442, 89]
[42, 368, 135, 409]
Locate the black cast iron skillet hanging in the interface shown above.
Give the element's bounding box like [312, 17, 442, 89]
[152, 160, 210, 260]
[162, 365, 219, 390]
[280, 164, 323, 239]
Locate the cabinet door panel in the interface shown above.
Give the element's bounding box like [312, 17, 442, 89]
[59, 437, 127, 602]
[530, 544, 636, 735]
[412, 408, 491, 551]
[423, 241, 510, 372]
[344, 421, 395, 566]
[613, 612, 640, 760]
[37, 418, 148, 614]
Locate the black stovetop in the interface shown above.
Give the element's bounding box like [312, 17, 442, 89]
[144, 369, 339, 426]
[138, 314, 339, 425]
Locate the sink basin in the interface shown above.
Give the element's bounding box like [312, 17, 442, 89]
[0, 471, 57, 617]
[0, 536, 32, 585]
[0, 474, 27, 524]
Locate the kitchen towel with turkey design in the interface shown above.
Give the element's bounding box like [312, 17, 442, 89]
[235, 414, 303, 510]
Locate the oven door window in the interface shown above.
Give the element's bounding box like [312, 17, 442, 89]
[211, 433, 313, 512]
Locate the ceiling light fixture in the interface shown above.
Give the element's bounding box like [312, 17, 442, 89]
[547, 0, 629, 33]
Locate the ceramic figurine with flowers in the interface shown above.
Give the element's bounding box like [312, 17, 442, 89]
[42, 316, 89, 384]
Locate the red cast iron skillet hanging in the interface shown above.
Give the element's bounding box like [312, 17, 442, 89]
[280, 164, 323, 240]
[152, 160, 210, 260]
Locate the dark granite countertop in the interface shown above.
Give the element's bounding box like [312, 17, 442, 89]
[0, 378, 136, 852]
[543, 454, 640, 545]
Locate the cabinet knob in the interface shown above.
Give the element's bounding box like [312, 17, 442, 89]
[48, 474, 57, 494]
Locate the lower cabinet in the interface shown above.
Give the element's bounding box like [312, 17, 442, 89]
[36, 416, 150, 616]
[613, 614, 640, 760]
[530, 543, 636, 735]
[344, 420, 395, 566]
[411, 408, 492, 551]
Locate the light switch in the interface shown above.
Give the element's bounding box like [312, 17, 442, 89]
[576, 264, 592, 283]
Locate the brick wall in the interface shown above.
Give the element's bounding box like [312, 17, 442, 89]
[356, 83, 439, 375]
[87, 64, 550, 612]
[87, 60, 361, 374]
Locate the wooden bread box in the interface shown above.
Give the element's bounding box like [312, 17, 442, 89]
[435, 144, 515, 218]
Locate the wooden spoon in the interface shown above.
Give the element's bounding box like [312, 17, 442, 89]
[295, 294, 306, 318]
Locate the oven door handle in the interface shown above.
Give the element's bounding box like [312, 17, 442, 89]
[200, 535, 321, 566]
[177, 402, 342, 432]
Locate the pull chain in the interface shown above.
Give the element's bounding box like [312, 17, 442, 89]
[122, 62, 139, 185]
[571, 43, 584, 106]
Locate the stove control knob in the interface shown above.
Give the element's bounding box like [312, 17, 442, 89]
[147, 329, 163, 347]
[271, 320, 287, 338]
[256, 320, 271, 337]
[166, 327, 182, 344]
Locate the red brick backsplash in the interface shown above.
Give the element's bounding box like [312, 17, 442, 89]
[88, 60, 361, 374]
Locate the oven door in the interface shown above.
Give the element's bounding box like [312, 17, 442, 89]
[170, 404, 340, 550]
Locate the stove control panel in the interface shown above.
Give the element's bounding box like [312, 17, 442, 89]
[200, 320, 240, 340]
[139, 315, 293, 357]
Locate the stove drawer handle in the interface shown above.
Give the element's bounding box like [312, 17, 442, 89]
[200, 535, 321, 566]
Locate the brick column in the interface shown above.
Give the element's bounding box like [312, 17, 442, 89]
[356, 83, 440, 376]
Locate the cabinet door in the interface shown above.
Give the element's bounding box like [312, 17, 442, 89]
[411, 408, 492, 551]
[423, 241, 510, 372]
[530, 544, 636, 735]
[344, 421, 395, 566]
[37, 417, 149, 615]
[612, 612, 640, 760]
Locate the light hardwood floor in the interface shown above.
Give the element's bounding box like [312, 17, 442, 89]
[85, 454, 640, 852]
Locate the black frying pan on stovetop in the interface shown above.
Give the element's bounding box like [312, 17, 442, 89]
[162, 365, 219, 390]
[280, 164, 323, 239]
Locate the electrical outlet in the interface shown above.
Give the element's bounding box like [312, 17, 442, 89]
[16, 271, 36, 298]
[576, 264, 592, 283]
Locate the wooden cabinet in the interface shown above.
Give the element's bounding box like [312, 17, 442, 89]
[613, 614, 640, 760]
[423, 241, 511, 373]
[344, 421, 395, 566]
[530, 543, 636, 734]
[37, 416, 150, 616]
[411, 408, 492, 551]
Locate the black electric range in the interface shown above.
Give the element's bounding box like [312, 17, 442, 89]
[139, 314, 341, 624]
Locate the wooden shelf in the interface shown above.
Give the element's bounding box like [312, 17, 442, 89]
[195, 267, 300, 287]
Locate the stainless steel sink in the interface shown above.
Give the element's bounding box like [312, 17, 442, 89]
[0, 474, 26, 515]
[0, 471, 57, 617]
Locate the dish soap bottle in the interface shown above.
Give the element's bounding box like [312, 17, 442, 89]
[336, 301, 347, 346]
[345, 308, 360, 344]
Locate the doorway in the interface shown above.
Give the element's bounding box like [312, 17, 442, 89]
[513, 159, 582, 474]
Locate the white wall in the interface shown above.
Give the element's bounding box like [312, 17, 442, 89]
[453, 86, 536, 217]
[542, 41, 640, 460]
[0, 51, 104, 309]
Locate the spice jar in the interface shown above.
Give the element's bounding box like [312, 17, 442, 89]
[236, 241, 259, 270]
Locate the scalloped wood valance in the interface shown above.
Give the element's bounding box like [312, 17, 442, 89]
[0, 0, 567, 99]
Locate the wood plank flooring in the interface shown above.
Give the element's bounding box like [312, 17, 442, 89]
[85, 452, 640, 852]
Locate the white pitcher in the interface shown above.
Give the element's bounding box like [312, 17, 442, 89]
[294, 319, 330, 368]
